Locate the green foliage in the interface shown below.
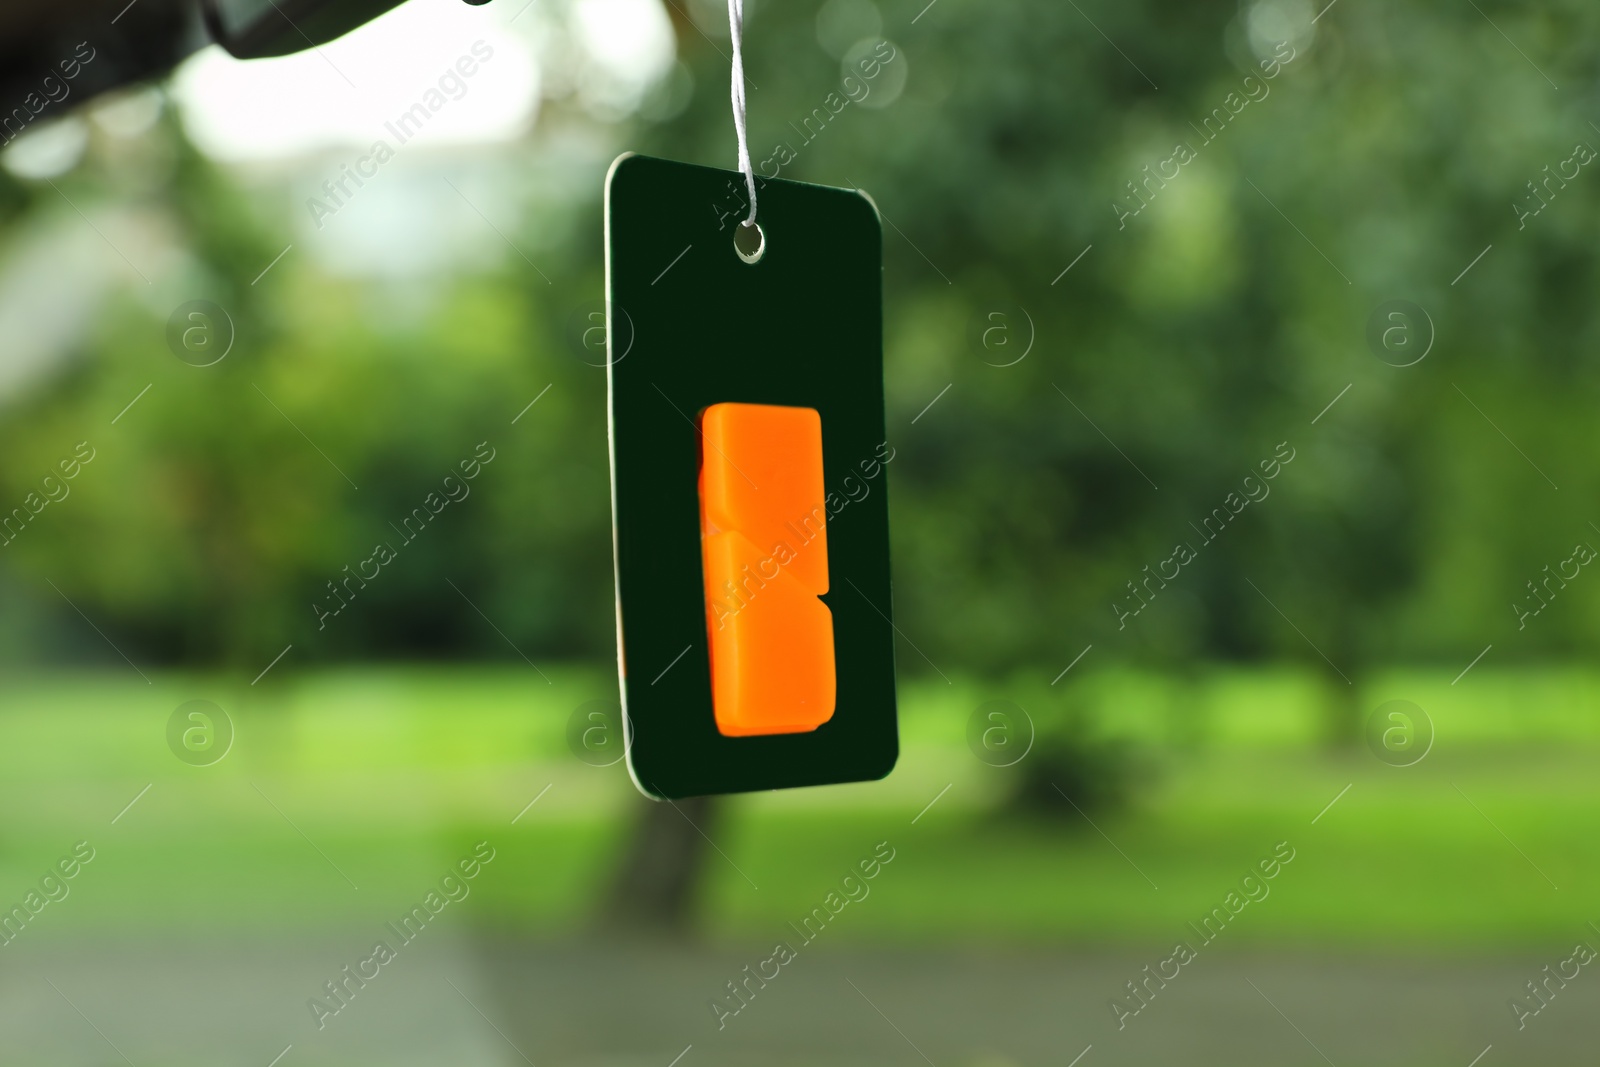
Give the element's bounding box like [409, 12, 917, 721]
[1, 0, 1598, 680]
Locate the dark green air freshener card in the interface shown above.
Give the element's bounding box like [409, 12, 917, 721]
[604, 153, 898, 799]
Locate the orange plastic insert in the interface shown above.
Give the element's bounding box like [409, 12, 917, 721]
[699, 402, 836, 736]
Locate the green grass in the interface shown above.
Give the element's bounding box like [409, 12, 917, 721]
[3, 664, 1598, 950]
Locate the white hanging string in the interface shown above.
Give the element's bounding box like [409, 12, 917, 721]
[727, 0, 758, 226]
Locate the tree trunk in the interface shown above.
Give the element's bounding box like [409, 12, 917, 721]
[1320, 643, 1364, 748]
[598, 794, 721, 934]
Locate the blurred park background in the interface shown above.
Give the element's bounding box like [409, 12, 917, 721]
[3, 0, 1600, 1063]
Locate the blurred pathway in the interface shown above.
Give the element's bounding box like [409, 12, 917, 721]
[1, 934, 1592, 1066]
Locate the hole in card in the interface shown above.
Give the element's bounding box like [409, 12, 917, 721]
[734, 220, 766, 264]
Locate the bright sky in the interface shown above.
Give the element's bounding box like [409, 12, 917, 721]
[172, 0, 675, 162]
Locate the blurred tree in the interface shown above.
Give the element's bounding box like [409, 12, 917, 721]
[598, 793, 721, 934]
